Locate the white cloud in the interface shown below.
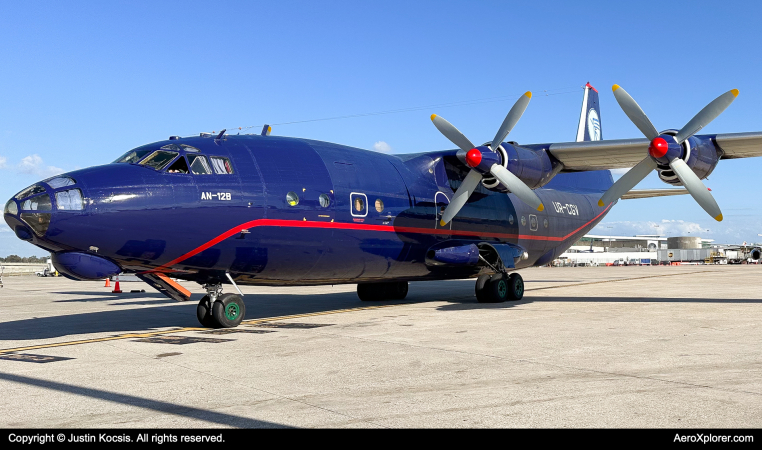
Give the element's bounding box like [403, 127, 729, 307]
[0, 156, 6, 169]
[373, 141, 392, 153]
[17, 154, 64, 178]
[592, 219, 706, 237]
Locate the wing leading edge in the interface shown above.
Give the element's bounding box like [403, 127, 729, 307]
[544, 132, 762, 171]
[620, 189, 688, 200]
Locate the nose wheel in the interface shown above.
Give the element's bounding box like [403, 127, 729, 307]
[197, 284, 245, 328]
[475, 272, 524, 303]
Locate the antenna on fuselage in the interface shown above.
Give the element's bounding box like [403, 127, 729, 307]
[261, 124, 272, 136]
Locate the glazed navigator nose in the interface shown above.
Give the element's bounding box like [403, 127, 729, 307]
[4, 175, 85, 240]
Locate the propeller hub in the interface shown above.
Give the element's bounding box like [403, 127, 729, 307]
[648, 137, 669, 159]
[465, 148, 482, 168]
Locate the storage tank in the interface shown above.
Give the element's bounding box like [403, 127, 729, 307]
[667, 236, 701, 249]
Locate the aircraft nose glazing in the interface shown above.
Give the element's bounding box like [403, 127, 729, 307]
[5, 175, 87, 240]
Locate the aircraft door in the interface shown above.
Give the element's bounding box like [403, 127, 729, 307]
[434, 191, 451, 237]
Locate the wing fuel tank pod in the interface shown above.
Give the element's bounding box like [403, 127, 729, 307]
[51, 252, 122, 281]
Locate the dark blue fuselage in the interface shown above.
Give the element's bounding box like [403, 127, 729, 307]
[4, 134, 614, 285]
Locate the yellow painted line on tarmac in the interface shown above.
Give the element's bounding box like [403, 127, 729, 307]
[0, 303, 403, 355]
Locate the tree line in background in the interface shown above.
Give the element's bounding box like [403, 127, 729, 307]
[0, 255, 49, 263]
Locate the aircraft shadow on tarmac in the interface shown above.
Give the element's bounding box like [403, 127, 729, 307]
[0, 371, 290, 428]
[3, 280, 762, 341]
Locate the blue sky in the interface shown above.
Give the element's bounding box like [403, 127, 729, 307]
[2, 0, 761, 256]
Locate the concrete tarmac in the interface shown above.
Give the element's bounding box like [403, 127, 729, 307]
[0, 265, 760, 428]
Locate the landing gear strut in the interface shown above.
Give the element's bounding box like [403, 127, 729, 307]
[357, 281, 408, 301]
[475, 272, 524, 303]
[197, 283, 246, 328]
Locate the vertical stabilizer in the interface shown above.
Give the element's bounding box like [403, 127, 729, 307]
[575, 82, 602, 142]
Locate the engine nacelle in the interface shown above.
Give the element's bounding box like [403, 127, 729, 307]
[481, 143, 562, 192]
[657, 134, 721, 186]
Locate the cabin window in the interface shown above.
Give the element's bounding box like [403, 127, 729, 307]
[166, 157, 189, 174]
[350, 193, 367, 217]
[319, 194, 330, 208]
[544, 219, 549, 228]
[55, 189, 84, 210]
[375, 199, 384, 213]
[210, 156, 234, 174]
[46, 176, 76, 189]
[140, 151, 179, 171]
[188, 155, 212, 175]
[529, 215, 538, 231]
[521, 216, 526, 226]
[508, 214, 514, 225]
[286, 191, 299, 206]
[21, 194, 52, 211]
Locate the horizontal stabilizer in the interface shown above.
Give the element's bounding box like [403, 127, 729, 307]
[621, 188, 689, 200]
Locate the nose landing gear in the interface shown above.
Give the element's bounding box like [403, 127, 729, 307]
[197, 283, 246, 328]
[475, 272, 524, 303]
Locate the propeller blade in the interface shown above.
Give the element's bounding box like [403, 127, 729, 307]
[674, 89, 739, 144]
[491, 91, 532, 149]
[612, 85, 660, 140]
[489, 164, 544, 211]
[668, 158, 723, 221]
[439, 169, 483, 226]
[598, 157, 658, 207]
[431, 114, 476, 153]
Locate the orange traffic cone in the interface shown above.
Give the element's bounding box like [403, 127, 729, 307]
[112, 276, 122, 294]
[104, 278, 111, 287]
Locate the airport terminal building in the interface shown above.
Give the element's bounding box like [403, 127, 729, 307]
[557, 234, 759, 266]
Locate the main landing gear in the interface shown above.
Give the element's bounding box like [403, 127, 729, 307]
[357, 281, 409, 301]
[197, 283, 246, 328]
[475, 272, 524, 303]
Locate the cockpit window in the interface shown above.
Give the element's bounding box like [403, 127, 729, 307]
[166, 156, 189, 174]
[114, 149, 153, 164]
[210, 156, 234, 174]
[15, 184, 46, 200]
[188, 155, 212, 175]
[161, 143, 200, 152]
[140, 151, 179, 171]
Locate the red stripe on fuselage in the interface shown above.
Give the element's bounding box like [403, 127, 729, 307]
[146, 204, 612, 273]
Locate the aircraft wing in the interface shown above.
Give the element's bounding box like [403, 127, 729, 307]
[621, 188, 688, 200]
[714, 132, 762, 159]
[545, 132, 762, 171]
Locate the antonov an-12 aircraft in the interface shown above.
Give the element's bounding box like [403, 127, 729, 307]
[5, 83, 761, 328]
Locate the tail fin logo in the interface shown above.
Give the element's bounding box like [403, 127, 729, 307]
[587, 109, 601, 141]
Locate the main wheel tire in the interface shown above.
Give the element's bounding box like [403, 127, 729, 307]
[211, 293, 246, 328]
[506, 273, 524, 300]
[485, 273, 509, 303]
[357, 283, 384, 301]
[388, 281, 408, 300]
[196, 295, 216, 328]
[475, 274, 492, 303]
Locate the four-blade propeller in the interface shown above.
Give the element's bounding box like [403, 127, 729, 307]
[432, 92, 544, 226]
[599, 85, 739, 221]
